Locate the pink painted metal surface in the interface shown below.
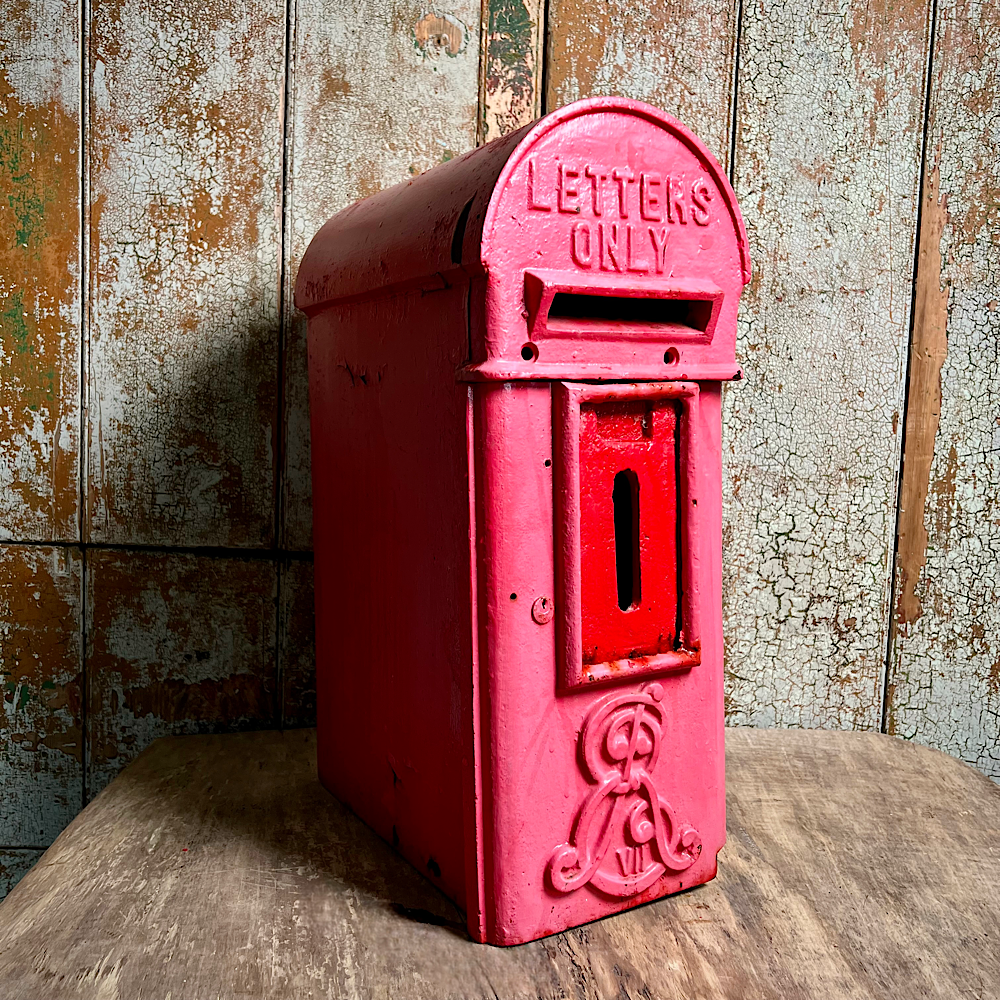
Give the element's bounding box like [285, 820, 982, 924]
[295, 97, 749, 946]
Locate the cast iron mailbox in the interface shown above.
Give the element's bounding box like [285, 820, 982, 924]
[295, 97, 750, 946]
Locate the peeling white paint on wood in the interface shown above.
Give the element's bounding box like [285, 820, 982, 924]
[86, 1, 285, 548]
[723, 0, 931, 730]
[0, 545, 82, 845]
[0, 0, 80, 542]
[278, 557, 315, 727]
[281, 0, 481, 550]
[86, 549, 278, 797]
[0, 849, 45, 898]
[545, 0, 739, 168]
[888, 0, 1000, 778]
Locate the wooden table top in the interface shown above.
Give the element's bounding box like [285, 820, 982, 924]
[0, 727, 997, 999]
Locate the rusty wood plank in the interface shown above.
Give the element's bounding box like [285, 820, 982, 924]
[0, 0, 80, 542]
[478, 0, 545, 144]
[723, 0, 932, 730]
[0, 544, 83, 845]
[544, 0, 739, 167]
[85, 549, 278, 797]
[281, 0, 482, 551]
[0, 850, 45, 900]
[278, 557, 315, 728]
[888, 0, 1000, 778]
[86, 1, 285, 548]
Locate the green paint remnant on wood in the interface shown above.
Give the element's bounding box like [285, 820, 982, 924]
[488, 0, 533, 71]
[0, 289, 31, 356]
[0, 122, 49, 253]
[479, 0, 541, 144]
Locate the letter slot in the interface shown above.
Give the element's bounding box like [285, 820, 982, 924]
[548, 291, 714, 333]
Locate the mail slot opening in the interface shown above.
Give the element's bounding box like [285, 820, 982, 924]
[613, 470, 641, 611]
[547, 292, 713, 332]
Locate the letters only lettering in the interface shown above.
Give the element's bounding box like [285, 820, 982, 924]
[526, 158, 715, 227]
[527, 157, 553, 211]
[559, 163, 582, 213]
[569, 223, 671, 272]
[571, 222, 593, 267]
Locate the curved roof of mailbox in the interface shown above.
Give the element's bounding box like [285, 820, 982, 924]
[294, 98, 750, 312]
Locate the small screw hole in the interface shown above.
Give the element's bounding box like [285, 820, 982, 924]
[510, 592, 517, 600]
[664, 348, 679, 365]
[544, 459, 552, 467]
[521, 343, 537, 362]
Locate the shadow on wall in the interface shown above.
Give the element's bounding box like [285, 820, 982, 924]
[82, 313, 316, 801]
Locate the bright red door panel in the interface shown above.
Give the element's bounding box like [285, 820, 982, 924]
[578, 399, 679, 665]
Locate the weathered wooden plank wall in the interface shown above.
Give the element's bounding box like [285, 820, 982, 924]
[83, 0, 287, 798]
[1, 0, 998, 899]
[888, 0, 1000, 776]
[545, 0, 738, 167]
[724, 0, 931, 731]
[1, 0, 82, 887]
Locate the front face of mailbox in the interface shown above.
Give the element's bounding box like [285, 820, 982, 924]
[472, 103, 744, 945]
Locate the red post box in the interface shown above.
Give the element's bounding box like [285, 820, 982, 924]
[295, 97, 750, 946]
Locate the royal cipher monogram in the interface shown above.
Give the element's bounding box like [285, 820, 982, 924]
[526, 156, 714, 274]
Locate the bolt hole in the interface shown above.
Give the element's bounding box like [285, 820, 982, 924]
[664, 348, 679, 365]
[521, 343, 538, 362]
[510, 592, 517, 600]
[544, 459, 552, 467]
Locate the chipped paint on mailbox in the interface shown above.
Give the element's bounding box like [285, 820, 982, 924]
[296, 98, 749, 945]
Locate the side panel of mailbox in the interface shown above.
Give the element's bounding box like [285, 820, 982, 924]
[473, 380, 726, 945]
[308, 284, 474, 909]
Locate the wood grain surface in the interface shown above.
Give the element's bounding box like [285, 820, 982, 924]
[0, 0, 80, 542]
[723, 0, 932, 731]
[86, 0, 285, 548]
[888, 0, 1000, 777]
[0, 726, 997, 999]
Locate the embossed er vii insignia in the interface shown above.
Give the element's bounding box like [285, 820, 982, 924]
[548, 683, 702, 897]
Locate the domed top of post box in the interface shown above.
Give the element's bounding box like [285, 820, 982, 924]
[295, 97, 750, 382]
